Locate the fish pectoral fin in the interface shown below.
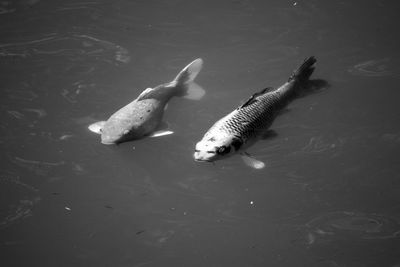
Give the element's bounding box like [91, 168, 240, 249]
[149, 130, 174, 138]
[88, 121, 106, 134]
[240, 153, 265, 169]
[183, 82, 205, 100]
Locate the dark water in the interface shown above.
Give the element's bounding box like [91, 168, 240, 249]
[1, 1, 400, 266]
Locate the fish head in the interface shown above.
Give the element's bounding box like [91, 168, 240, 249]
[100, 128, 127, 145]
[100, 122, 135, 145]
[101, 133, 119, 145]
[194, 136, 239, 162]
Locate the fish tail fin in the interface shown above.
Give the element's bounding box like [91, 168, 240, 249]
[288, 56, 317, 83]
[173, 58, 205, 100]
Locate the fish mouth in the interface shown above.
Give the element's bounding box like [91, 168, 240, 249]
[194, 158, 213, 163]
[101, 140, 116, 145]
[193, 151, 216, 163]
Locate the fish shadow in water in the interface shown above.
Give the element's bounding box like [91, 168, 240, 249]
[298, 79, 330, 98]
[261, 79, 330, 141]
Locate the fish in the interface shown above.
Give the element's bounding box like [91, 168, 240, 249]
[193, 57, 317, 169]
[89, 58, 204, 145]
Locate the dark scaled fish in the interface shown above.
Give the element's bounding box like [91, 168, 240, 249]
[89, 58, 204, 145]
[194, 57, 317, 169]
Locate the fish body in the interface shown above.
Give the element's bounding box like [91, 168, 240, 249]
[100, 94, 166, 142]
[194, 57, 317, 168]
[89, 58, 204, 144]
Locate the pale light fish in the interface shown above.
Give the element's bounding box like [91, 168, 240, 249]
[194, 57, 317, 169]
[89, 58, 204, 145]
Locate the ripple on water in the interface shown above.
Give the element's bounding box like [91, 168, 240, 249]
[0, 33, 130, 66]
[0, 0, 40, 15]
[348, 58, 400, 78]
[0, 171, 40, 229]
[0, 1, 15, 15]
[299, 135, 346, 154]
[11, 156, 66, 176]
[305, 211, 400, 244]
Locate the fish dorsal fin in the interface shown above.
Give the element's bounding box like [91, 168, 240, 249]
[239, 87, 274, 109]
[137, 87, 153, 101]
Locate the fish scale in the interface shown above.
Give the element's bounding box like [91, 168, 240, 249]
[205, 91, 283, 144]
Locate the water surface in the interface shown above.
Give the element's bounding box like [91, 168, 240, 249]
[1, 1, 400, 266]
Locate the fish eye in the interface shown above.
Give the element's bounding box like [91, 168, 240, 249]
[217, 146, 230, 155]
